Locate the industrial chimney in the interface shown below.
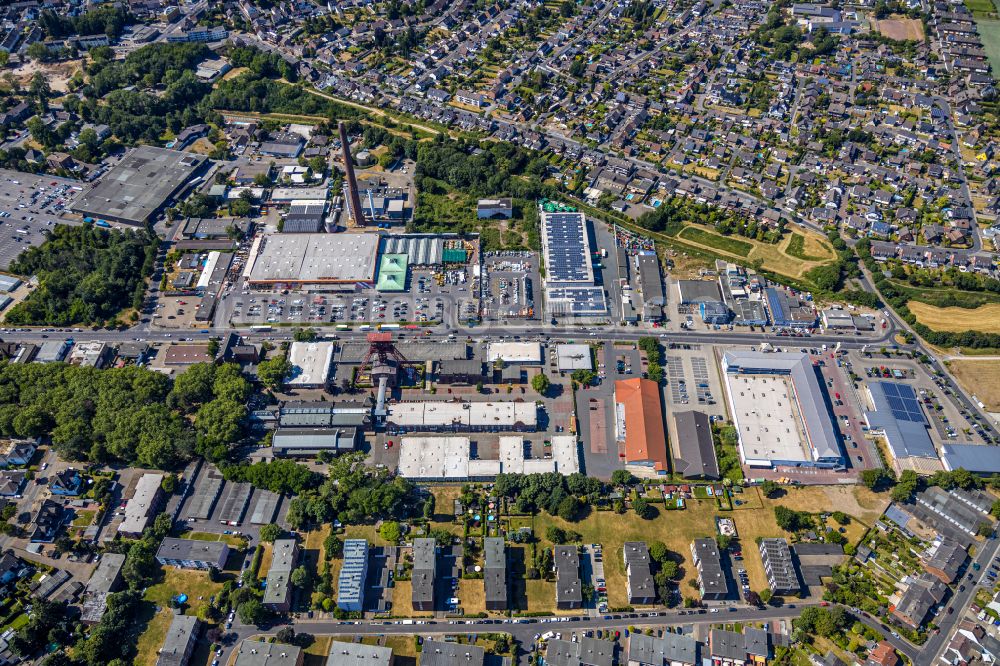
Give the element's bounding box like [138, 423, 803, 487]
[338, 121, 365, 227]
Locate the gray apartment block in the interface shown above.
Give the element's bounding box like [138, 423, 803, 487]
[81, 553, 126, 624]
[420, 639, 485, 666]
[555, 545, 582, 609]
[629, 632, 699, 666]
[484, 536, 507, 611]
[264, 538, 298, 612]
[412, 538, 437, 612]
[691, 538, 729, 600]
[156, 614, 200, 666]
[547, 637, 616, 666]
[233, 639, 303, 666]
[759, 538, 800, 596]
[337, 539, 369, 612]
[624, 541, 656, 605]
[156, 537, 229, 570]
[324, 641, 392, 666]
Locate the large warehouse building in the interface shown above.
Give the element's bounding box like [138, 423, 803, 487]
[614, 378, 669, 476]
[72, 147, 207, 225]
[540, 211, 607, 317]
[246, 233, 380, 288]
[721, 350, 844, 469]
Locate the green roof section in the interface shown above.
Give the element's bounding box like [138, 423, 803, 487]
[442, 247, 466, 263]
[376, 253, 408, 291]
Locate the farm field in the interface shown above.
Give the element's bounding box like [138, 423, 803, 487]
[908, 301, 1000, 334]
[947, 359, 1000, 411]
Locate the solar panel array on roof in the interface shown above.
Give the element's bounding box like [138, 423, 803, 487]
[542, 213, 594, 284]
[879, 382, 925, 423]
[547, 287, 607, 315]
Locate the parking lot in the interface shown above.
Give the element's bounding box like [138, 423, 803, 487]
[480, 251, 540, 322]
[0, 169, 85, 269]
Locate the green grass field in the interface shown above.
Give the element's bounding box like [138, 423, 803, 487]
[785, 234, 826, 261]
[678, 226, 754, 256]
[966, 0, 998, 16]
[979, 19, 1000, 72]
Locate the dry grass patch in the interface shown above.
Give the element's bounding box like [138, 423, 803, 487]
[873, 16, 925, 40]
[136, 569, 224, 666]
[458, 577, 486, 614]
[948, 359, 1000, 410]
[390, 580, 434, 617]
[909, 301, 1000, 334]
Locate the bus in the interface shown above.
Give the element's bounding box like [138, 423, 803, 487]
[335, 324, 349, 331]
[14, 228, 28, 235]
[358, 324, 372, 331]
[380, 323, 400, 331]
[249, 325, 272, 332]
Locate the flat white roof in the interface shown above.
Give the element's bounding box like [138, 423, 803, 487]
[387, 401, 538, 428]
[286, 342, 335, 386]
[486, 342, 543, 364]
[723, 374, 811, 467]
[397, 436, 472, 478]
[556, 344, 592, 371]
[248, 233, 379, 284]
[397, 435, 577, 479]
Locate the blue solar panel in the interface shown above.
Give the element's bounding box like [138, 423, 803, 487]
[877, 382, 924, 423]
[543, 213, 591, 283]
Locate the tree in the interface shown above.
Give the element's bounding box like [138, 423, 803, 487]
[659, 559, 680, 580]
[611, 469, 635, 487]
[423, 493, 436, 520]
[774, 506, 811, 532]
[557, 495, 582, 521]
[238, 599, 266, 626]
[275, 627, 296, 645]
[977, 521, 994, 538]
[259, 523, 282, 542]
[759, 589, 773, 605]
[649, 541, 669, 563]
[160, 474, 178, 493]
[860, 468, 895, 492]
[324, 534, 343, 559]
[290, 565, 310, 589]
[831, 511, 850, 525]
[634, 497, 651, 519]
[546, 526, 567, 544]
[760, 480, 780, 498]
[715, 534, 732, 551]
[257, 356, 291, 390]
[531, 372, 550, 395]
[379, 520, 401, 544]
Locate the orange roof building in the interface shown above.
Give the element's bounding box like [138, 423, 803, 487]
[614, 378, 669, 474]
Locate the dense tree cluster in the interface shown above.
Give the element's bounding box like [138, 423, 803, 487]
[284, 453, 417, 529]
[774, 505, 813, 532]
[414, 137, 551, 204]
[222, 459, 321, 495]
[40, 6, 131, 40]
[0, 363, 194, 468]
[5, 225, 156, 326]
[492, 472, 603, 521]
[9, 599, 75, 658]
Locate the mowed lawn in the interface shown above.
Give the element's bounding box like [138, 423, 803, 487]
[136, 569, 224, 666]
[948, 359, 1000, 411]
